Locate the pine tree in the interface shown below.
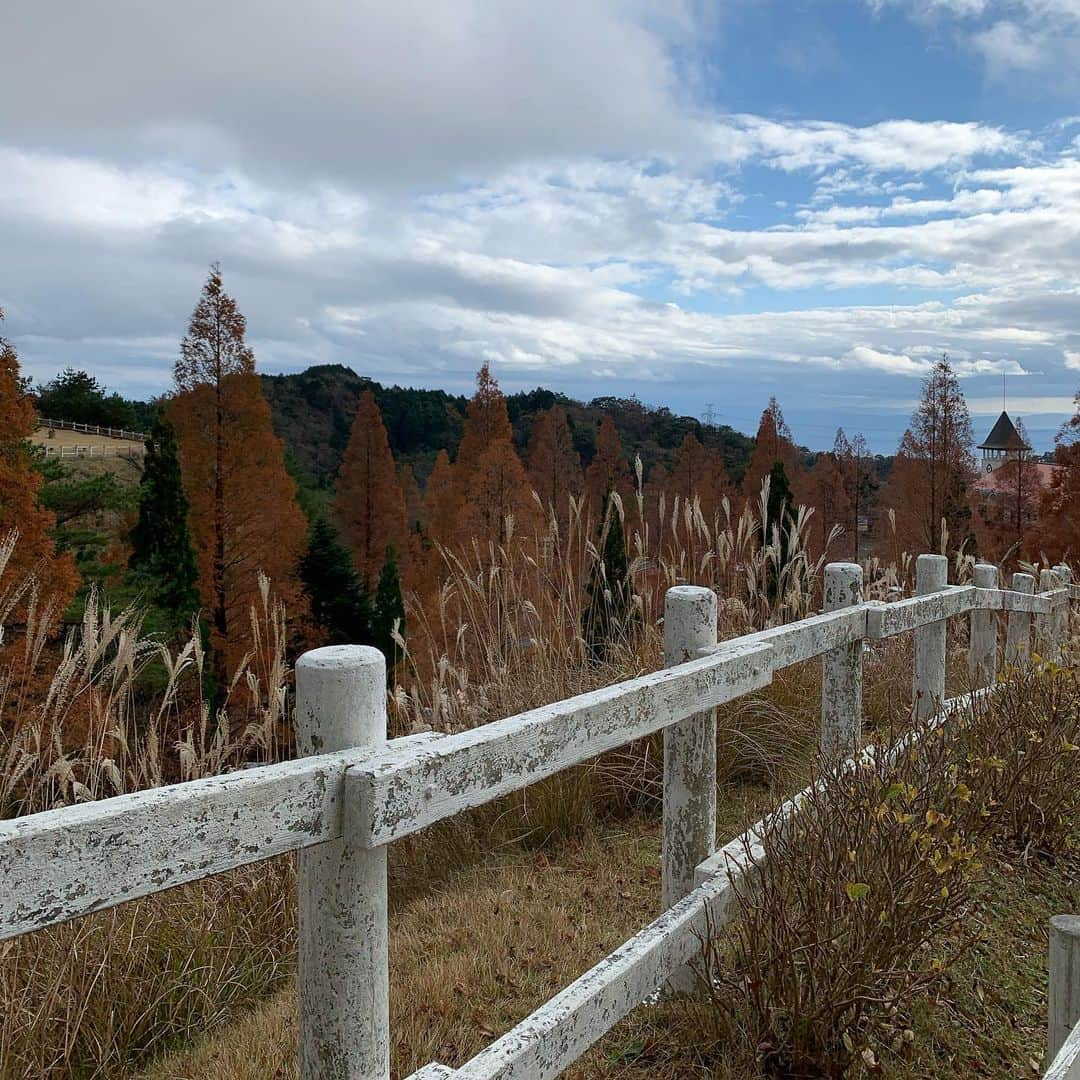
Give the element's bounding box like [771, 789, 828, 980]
[128, 412, 200, 619]
[526, 406, 583, 532]
[0, 311, 78, 610]
[582, 493, 637, 660]
[372, 545, 406, 666]
[333, 390, 409, 592]
[881, 355, 975, 555]
[300, 517, 373, 646]
[170, 266, 309, 681]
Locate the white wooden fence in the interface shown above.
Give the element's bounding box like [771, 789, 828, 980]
[0, 554, 1075, 1079]
[36, 417, 146, 441]
[40, 443, 145, 459]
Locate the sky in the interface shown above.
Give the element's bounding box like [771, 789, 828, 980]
[2, 1, 1079, 453]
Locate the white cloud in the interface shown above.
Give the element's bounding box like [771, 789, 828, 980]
[1066, 350, 1080, 370]
[871, 0, 1080, 81]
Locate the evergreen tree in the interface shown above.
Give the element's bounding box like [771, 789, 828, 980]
[129, 413, 200, 618]
[582, 493, 637, 660]
[372, 544, 406, 666]
[300, 517, 373, 646]
[763, 461, 795, 599]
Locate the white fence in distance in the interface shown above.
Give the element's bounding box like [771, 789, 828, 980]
[0, 556, 1075, 1079]
[36, 416, 146, 442]
[40, 443, 145, 459]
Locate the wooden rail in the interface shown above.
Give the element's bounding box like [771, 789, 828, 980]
[0, 557, 1074, 1079]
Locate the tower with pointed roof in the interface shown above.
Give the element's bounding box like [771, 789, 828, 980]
[977, 410, 1030, 475]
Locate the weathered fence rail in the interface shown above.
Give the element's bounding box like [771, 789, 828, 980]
[36, 416, 146, 441]
[39, 442, 145, 459]
[0, 556, 1074, 1078]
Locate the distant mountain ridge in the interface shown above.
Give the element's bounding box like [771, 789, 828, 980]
[260, 364, 755, 491]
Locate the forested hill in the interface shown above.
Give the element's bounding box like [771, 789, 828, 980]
[260, 364, 755, 490]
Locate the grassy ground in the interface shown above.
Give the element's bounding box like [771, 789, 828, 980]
[137, 828, 1079, 1080]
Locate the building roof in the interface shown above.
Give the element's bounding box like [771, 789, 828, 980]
[977, 410, 1030, 452]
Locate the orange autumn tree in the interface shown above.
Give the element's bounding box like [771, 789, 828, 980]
[333, 390, 409, 592]
[1034, 397, 1080, 561]
[526, 405, 583, 533]
[808, 451, 850, 554]
[741, 397, 806, 510]
[667, 432, 731, 522]
[424, 449, 458, 550]
[170, 265, 308, 683]
[0, 312, 77, 611]
[880, 356, 975, 557]
[454, 365, 538, 547]
[584, 415, 634, 524]
[833, 428, 875, 560]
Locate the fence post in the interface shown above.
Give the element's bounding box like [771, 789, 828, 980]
[1038, 568, 1059, 661]
[913, 554, 948, 720]
[295, 645, 390, 1080]
[662, 585, 717, 995]
[820, 562, 863, 757]
[969, 562, 997, 689]
[1055, 564, 1072, 651]
[1049, 915, 1080, 1064]
[1005, 571, 1035, 667]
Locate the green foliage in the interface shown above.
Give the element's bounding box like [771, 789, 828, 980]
[128, 414, 201, 620]
[299, 517, 373, 646]
[582, 494, 637, 661]
[373, 544, 406, 666]
[35, 368, 139, 429]
[260, 366, 755, 495]
[763, 461, 794, 597]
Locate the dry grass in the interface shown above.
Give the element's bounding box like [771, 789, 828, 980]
[135, 668, 1080, 1080]
[2, 494, 1068, 1080]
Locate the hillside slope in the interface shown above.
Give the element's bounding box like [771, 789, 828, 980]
[261, 365, 755, 491]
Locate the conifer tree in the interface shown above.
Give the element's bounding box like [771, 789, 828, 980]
[1033, 405, 1080, 561]
[880, 355, 975, 555]
[333, 390, 408, 591]
[833, 428, 875, 560]
[400, 464, 424, 534]
[583, 415, 633, 523]
[0, 311, 77, 609]
[170, 266, 308, 681]
[582, 493, 637, 660]
[667, 432, 731, 522]
[526, 406, 583, 532]
[742, 397, 805, 509]
[300, 517, 373, 646]
[808, 451, 850, 556]
[372, 545, 406, 666]
[454, 365, 538, 546]
[762, 461, 795, 598]
[128, 412, 200, 619]
[424, 449, 459, 549]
